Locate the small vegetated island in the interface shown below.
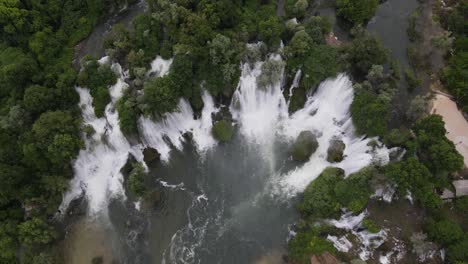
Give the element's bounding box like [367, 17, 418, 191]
[0, 0, 466, 263]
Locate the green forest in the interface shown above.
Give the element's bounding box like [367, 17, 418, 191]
[0, 0, 467, 263]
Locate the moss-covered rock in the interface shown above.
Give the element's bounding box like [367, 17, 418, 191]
[292, 130, 318, 162]
[212, 120, 234, 142]
[143, 147, 160, 164]
[327, 139, 346, 163]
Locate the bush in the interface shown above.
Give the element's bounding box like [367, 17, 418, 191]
[127, 162, 147, 197]
[427, 219, 463, 246]
[298, 167, 344, 218]
[212, 120, 234, 142]
[363, 218, 380, 233]
[346, 35, 388, 77]
[288, 229, 336, 264]
[116, 92, 139, 136]
[18, 218, 56, 246]
[351, 90, 389, 137]
[336, 0, 379, 25]
[405, 68, 421, 91]
[141, 76, 179, 118]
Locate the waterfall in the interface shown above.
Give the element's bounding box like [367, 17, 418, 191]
[60, 57, 218, 216]
[138, 92, 218, 162]
[60, 63, 145, 216]
[230, 56, 392, 196]
[61, 53, 392, 218]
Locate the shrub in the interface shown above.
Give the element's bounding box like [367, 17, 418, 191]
[336, 0, 379, 25]
[363, 218, 380, 233]
[288, 230, 336, 264]
[127, 162, 147, 197]
[427, 219, 463, 246]
[298, 167, 344, 218]
[351, 90, 389, 137]
[141, 76, 179, 118]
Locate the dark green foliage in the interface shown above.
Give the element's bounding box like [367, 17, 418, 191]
[298, 167, 372, 218]
[127, 162, 147, 197]
[404, 68, 421, 91]
[292, 131, 318, 162]
[413, 115, 464, 173]
[298, 167, 344, 218]
[443, 51, 468, 112]
[77, 59, 117, 117]
[18, 218, 56, 246]
[455, 196, 468, 215]
[142, 76, 179, 118]
[362, 218, 380, 233]
[334, 168, 373, 213]
[0, 0, 159, 261]
[23, 85, 55, 116]
[440, 1, 468, 113]
[351, 90, 389, 137]
[447, 235, 468, 263]
[336, 0, 379, 25]
[258, 17, 285, 48]
[382, 128, 412, 147]
[384, 158, 442, 210]
[427, 219, 463, 246]
[345, 35, 388, 77]
[92, 256, 104, 264]
[288, 229, 336, 264]
[212, 120, 234, 142]
[116, 91, 139, 136]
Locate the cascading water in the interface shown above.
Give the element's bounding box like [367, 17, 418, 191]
[230, 56, 392, 196]
[60, 62, 146, 216]
[138, 91, 218, 162]
[62, 53, 394, 263]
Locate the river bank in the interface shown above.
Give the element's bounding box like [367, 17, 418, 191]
[431, 94, 468, 169]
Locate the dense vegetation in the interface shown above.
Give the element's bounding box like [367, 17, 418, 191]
[0, 0, 133, 262]
[439, 0, 468, 112]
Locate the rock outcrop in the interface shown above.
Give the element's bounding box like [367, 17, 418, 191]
[292, 130, 318, 162]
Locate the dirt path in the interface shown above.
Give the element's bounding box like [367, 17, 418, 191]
[431, 94, 468, 168]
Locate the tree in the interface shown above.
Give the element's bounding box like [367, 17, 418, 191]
[351, 90, 389, 137]
[336, 0, 379, 25]
[427, 219, 463, 246]
[18, 218, 56, 246]
[407, 94, 430, 121]
[346, 35, 388, 76]
[23, 85, 55, 115]
[47, 134, 83, 166]
[141, 76, 179, 117]
[298, 167, 344, 218]
[127, 162, 147, 197]
[258, 16, 284, 48]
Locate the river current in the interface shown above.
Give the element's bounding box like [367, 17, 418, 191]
[60, 54, 393, 264]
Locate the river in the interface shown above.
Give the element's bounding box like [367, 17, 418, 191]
[61, 1, 421, 263]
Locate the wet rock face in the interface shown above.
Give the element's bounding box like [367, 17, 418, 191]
[327, 139, 346, 163]
[143, 147, 160, 164]
[292, 130, 319, 162]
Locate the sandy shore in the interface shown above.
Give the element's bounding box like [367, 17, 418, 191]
[431, 94, 468, 168]
[63, 217, 116, 264]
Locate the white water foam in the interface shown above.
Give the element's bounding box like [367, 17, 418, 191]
[60, 55, 218, 216]
[230, 56, 393, 195]
[138, 90, 218, 162]
[60, 63, 145, 216]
